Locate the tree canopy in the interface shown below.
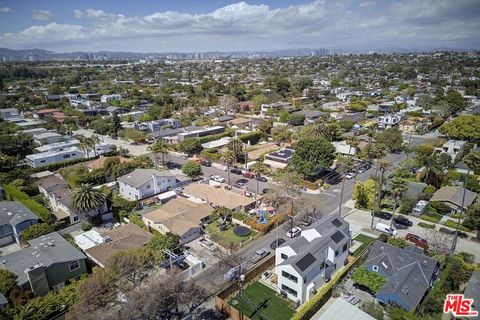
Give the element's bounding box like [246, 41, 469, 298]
[439, 115, 480, 142]
[292, 137, 335, 177]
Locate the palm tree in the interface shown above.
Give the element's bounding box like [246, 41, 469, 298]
[227, 138, 244, 163]
[79, 138, 91, 158]
[371, 159, 391, 229]
[421, 155, 443, 188]
[148, 140, 168, 167]
[388, 178, 408, 232]
[71, 184, 106, 219]
[337, 155, 354, 217]
[221, 150, 236, 186]
[250, 162, 268, 202]
[90, 135, 101, 157]
[451, 151, 480, 255]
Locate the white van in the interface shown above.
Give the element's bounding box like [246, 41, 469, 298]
[375, 222, 398, 236]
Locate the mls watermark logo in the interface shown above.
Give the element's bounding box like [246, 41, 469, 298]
[444, 294, 478, 317]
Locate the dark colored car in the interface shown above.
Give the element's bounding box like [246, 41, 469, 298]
[202, 159, 212, 167]
[243, 171, 255, 179]
[256, 176, 268, 182]
[166, 161, 181, 169]
[230, 168, 242, 175]
[394, 215, 413, 227]
[262, 188, 270, 194]
[270, 238, 286, 249]
[405, 233, 429, 250]
[371, 211, 392, 220]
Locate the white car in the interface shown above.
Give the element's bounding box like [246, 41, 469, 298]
[286, 227, 302, 238]
[345, 172, 356, 179]
[210, 175, 225, 183]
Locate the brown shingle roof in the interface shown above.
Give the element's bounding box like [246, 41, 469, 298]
[181, 183, 255, 210]
[430, 186, 477, 209]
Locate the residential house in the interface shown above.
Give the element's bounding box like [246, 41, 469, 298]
[0, 201, 40, 246]
[0, 232, 87, 295]
[100, 94, 122, 103]
[293, 110, 328, 124]
[434, 140, 466, 161]
[394, 95, 409, 103]
[247, 142, 280, 161]
[378, 114, 402, 130]
[264, 148, 295, 171]
[314, 298, 376, 320]
[84, 223, 153, 267]
[430, 186, 477, 213]
[260, 102, 294, 117]
[32, 132, 64, 146]
[218, 115, 235, 124]
[228, 117, 252, 129]
[35, 139, 81, 153]
[133, 119, 182, 132]
[0, 108, 20, 120]
[26, 147, 85, 168]
[332, 141, 357, 156]
[363, 241, 440, 311]
[238, 101, 255, 112]
[38, 175, 109, 223]
[180, 183, 256, 212]
[142, 197, 212, 244]
[378, 101, 396, 113]
[201, 137, 232, 149]
[163, 126, 225, 144]
[117, 168, 177, 201]
[275, 215, 350, 305]
[462, 271, 480, 318]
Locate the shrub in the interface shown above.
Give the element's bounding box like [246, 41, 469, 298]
[420, 213, 442, 223]
[350, 267, 387, 293]
[430, 201, 451, 215]
[387, 237, 408, 249]
[418, 222, 436, 229]
[128, 213, 146, 230]
[399, 196, 416, 215]
[238, 131, 266, 145]
[81, 222, 92, 231]
[443, 220, 471, 232]
[300, 179, 319, 190]
[3, 184, 54, 223]
[0, 269, 17, 295]
[21, 223, 55, 241]
[423, 185, 436, 198]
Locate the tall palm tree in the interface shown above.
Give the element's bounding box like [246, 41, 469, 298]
[250, 162, 268, 202]
[79, 138, 91, 158]
[221, 150, 236, 186]
[148, 140, 168, 167]
[371, 159, 391, 229]
[451, 151, 480, 255]
[337, 155, 354, 217]
[421, 155, 443, 188]
[227, 138, 244, 163]
[71, 184, 106, 219]
[388, 178, 408, 231]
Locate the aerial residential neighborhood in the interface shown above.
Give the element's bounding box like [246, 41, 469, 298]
[0, 1, 479, 320]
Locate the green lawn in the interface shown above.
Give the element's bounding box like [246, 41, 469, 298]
[420, 212, 443, 223]
[352, 234, 377, 256]
[229, 282, 295, 320]
[418, 222, 436, 229]
[205, 223, 257, 248]
[443, 220, 471, 232]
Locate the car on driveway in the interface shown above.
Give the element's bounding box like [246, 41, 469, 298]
[256, 176, 268, 182]
[345, 172, 356, 179]
[249, 248, 270, 264]
[394, 215, 413, 227]
[230, 167, 242, 175]
[371, 211, 392, 220]
[270, 238, 286, 249]
[286, 227, 301, 238]
[210, 175, 225, 183]
[405, 233, 429, 250]
[234, 183, 247, 189]
[243, 171, 255, 179]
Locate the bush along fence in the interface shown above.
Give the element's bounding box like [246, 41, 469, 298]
[2, 184, 54, 223]
[291, 238, 375, 320]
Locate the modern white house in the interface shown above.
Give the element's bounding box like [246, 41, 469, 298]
[117, 169, 177, 201]
[35, 139, 81, 153]
[332, 141, 357, 156]
[134, 119, 182, 132]
[378, 114, 402, 130]
[260, 102, 294, 116]
[100, 94, 122, 103]
[26, 147, 85, 168]
[32, 132, 64, 146]
[275, 215, 350, 305]
[434, 140, 466, 161]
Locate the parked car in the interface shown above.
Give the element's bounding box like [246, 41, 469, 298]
[374, 222, 398, 236]
[224, 264, 246, 282]
[412, 200, 429, 215]
[230, 168, 242, 175]
[243, 171, 255, 179]
[256, 176, 268, 182]
[405, 233, 429, 250]
[249, 248, 270, 264]
[234, 183, 247, 189]
[202, 159, 212, 167]
[357, 167, 367, 174]
[345, 172, 356, 179]
[270, 238, 286, 249]
[210, 175, 225, 183]
[372, 211, 392, 220]
[394, 215, 413, 227]
[286, 227, 301, 238]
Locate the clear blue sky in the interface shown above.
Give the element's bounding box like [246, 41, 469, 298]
[0, 0, 478, 52]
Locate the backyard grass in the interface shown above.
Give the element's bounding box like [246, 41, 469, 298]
[229, 282, 295, 320]
[352, 234, 377, 256]
[206, 223, 257, 248]
[420, 212, 443, 223]
[418, 222, 436, 229]
[443, 220, 471, 232]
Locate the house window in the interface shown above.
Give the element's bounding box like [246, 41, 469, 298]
[73, 216, 79, 222]
[281, 253, 288, 260]
[343, 243, 348, 252]
[40, 160, 46, 163]
[146, 184, 151, 189]
[63, 154, 71, 159]
[319, 261, 325, 270]
[69, 261, 80, 272]
[281, 284, 297, 297]
[335, 250, 339, 257]
[372, 265, 379, 272]
[282, 271, 298, 283]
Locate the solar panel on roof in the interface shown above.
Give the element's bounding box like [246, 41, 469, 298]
[331, 231, 345, 243]
[296, 253, 316, 272]
[331, 218, 342, 227]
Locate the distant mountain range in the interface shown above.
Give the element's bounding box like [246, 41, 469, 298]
[0, 47, 475, 61]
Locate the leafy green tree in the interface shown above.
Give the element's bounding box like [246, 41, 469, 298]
[288, 114, 305, 126]
[271, 125, 291, 142]
[445, 89, 467, 113]
[71, 184, 106, 217]
[107, 247, 152, 288]
[353, 179, 377, 210]
[292, 137, 335, 177]
[0, 269, 17, 295]
[221, 150, 235, 185]
[182, 161, 203, 179]
[279, 111, 290, 123]
[388, 178, 408, 231]
[179, 138, 203, 155]
[258, 120, 273, 134]
[463, 204, 480, 239]
[346, 100, 368, 112]
[148, 140, 168, 167]
[351, 267, 386, 293]
[124, 129, 147, 143]
[388, 237, 408, 248]
[439, 115, 480, 142]
[250, 162, 268, 197]
[376, 128, 404, 151]
[110, 112, 121, 139]
[21, 223, 55, 241]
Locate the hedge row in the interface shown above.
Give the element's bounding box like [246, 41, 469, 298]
[418, 222, 436, 229]
[197, 130, 234, 144]
[3, 184, 54, 223]
[238, 131, 266, 145]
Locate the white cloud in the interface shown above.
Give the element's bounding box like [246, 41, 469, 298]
[32, 9, 53, 21]
[0, 7, 12, 13]
[1, 1, 479, 51]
